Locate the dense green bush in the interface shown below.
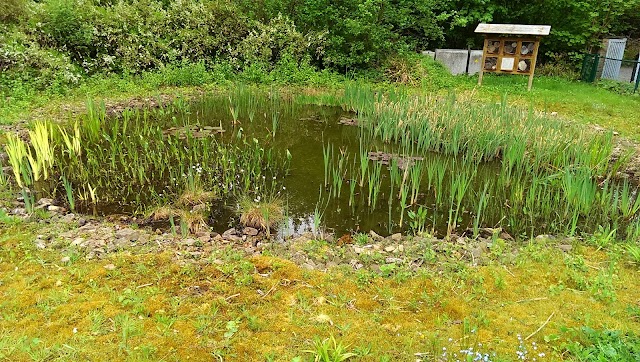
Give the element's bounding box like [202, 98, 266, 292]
[32, 0, 252, 74]
[1, 0, 639, 86]
[0, 26, 81, 93]
[238, 0, 447, 70]
[0, 0, 27, 23]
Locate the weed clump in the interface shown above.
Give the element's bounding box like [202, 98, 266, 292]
[238, 195, 284, 231]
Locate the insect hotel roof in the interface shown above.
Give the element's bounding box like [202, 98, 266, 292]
[474, 23, 551, 90]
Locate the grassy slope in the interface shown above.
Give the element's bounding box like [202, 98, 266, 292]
[1, 222, 639, 361]
[471, 75, 640, 141]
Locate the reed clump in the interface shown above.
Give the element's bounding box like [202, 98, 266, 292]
[238, 195, 284, 231]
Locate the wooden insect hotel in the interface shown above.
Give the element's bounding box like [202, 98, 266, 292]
[475, 23, 551, 90]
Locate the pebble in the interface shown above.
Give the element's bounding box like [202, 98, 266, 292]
[557, 244, 572, 253]
[243, 227, 259, 236]
[115, 228, 140, 242]
[369, 230, 384, 241]
[47, 205, 65, 213]
[390, 233, 402, 242]
[71, 238, 85, 246]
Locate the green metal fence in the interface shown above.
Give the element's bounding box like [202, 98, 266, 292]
[581, 53, 640, 93]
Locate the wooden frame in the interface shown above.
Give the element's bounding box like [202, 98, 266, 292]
[475, 24, 550, 91]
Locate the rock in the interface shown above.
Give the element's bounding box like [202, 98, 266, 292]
[390, 233, 402, 242]
[397, 244, 404, 252]
[103, 264, 116, 271]
[11, 208, 26, 216]
[61, 213, 76, 223]
[369, 230, 384, 241]
[137, 234, 150, 244]
[385, 257, 403, 264]
[47, 205, 66, 213]
[470, 247, 483, 261]
[384, 246, 396, 253]
[243, 227, 259, 236]
[37, 198, 54, 207]
[197, 234, 211, 243]
[35, 240, 46, 249]
[77, 218, 87, 227]
[499, 232, 514, 241]
[61, 256, 71, 263]
[353, 246, 364, 254]
[223, 228, 238, 237]
[213, 234, 224, 243]
[115, 228, 140, 242]
[71, 238, 85, 247]
[557, 244, 572, 253]
[182, 238, 196, 247]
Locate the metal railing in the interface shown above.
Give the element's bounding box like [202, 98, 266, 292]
[581, 53, 640, 93]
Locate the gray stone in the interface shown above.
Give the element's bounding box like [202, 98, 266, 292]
[11, 208, 26, 216]
[77, 218, 87, 227]
[197, 234, 211, 243]
[137, 234, 150, 244]
[71, 238, 85, 247]
[384, 246, 396, 253]
[435, 49, 470, 75]
[223, 228, 238, 237]
[47, 205, 66, 213]
[467, 50, 483, 75]
[37, 198, 53, 206]
[243, 227, 259, 236]
[115, 228, 140, 241]
[391, 233, 402, 242]
[369, 230, 384, 241]
[558, 244, 573, 253]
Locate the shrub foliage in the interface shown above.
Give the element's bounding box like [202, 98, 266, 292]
[1, 0, 638, 88]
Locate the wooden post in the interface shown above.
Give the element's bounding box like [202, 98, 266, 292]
[527, 37, 540, 91]
[478, 36, 488, 86]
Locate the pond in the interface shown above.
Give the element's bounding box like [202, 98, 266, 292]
[5, 85, 640, 240]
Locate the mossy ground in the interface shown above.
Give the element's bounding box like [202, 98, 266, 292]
[1, 222, 639, 361]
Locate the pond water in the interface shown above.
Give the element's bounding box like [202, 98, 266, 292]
[24, 89, 635, 240]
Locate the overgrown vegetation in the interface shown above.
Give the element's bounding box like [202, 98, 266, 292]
[1, 0, 638, 96]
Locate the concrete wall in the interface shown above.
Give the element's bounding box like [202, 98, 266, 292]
[435, 49, 469, 75]
[467, 50, 483, 75]
[430, 49, 483, 75]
